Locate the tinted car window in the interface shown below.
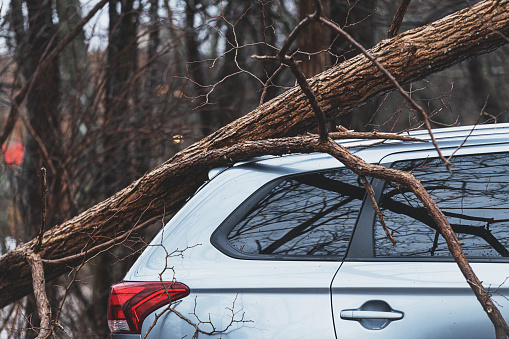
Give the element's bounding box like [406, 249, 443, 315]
[375, 152, 509, 258]
[222, 169, 365, 258]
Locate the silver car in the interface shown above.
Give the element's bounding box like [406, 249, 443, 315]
[108, 123, 509, 338]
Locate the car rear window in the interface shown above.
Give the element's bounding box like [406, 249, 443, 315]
[375, 152, 509, 258]
[214, 168, 365, 259]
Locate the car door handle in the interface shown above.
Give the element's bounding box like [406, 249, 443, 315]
[340, 310, 404, 320]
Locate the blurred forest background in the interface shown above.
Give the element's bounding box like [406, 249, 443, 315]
[0, 0, 508, 337]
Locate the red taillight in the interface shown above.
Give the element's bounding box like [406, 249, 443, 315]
[107, 281, 190, 334]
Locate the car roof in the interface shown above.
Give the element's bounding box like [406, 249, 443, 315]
[208, 123, 509, 179]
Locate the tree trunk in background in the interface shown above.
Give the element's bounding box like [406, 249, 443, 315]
[55, 0, 87, 90]
[105, 0, 137, 129]
[145, 0, 160, 95]
[298, 0, 337, 132]
[467, 58, 502, 122]
[23, 0, 64, 237]
[298, 0, 331, 78]
[185, 0, 212, 137]
[137, 0, 160, 175]
[330, 0, 378, 131]
[20, 0, 65, 336]
[214, 1, 251, 127]
[92, 1, 140, 335]
[9, 0, 31, 80]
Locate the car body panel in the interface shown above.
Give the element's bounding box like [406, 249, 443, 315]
[332, 127, 509, 339]
[116, 123, 509, 338]
[126, 154, 349, 338]
[332, 262, 509, 339]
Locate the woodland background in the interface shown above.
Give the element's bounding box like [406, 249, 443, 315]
[1, 0, 509, 337]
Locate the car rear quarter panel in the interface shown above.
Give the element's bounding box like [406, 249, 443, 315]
[126, 155, 350, 338]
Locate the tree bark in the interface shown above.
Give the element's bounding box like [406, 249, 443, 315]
[298, 0, 331, 78]
[25, 250, 52, 339]
[0, 0, 508, 309]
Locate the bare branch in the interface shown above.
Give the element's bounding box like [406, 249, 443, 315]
[34, 168, 48, 253]
[360, 175, 396, 246]
[277, 1, 321, 61]
[327, 131, 427, 142]
[285, 57, 328, 141]
[41, 215, 160, 265]
[388, 0, 412, 38]
[24, 250, 52, 339]
[259, 64, 284, 105]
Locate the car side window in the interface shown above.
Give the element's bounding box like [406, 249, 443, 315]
[219, 168, 365, 259]
[375, 152, 509, 258]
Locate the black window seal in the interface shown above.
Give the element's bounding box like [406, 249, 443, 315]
[210, 168, 364, 262]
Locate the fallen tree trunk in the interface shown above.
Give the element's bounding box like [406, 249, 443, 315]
[1, 0, 508, 308]
[177, 0, 509, 160]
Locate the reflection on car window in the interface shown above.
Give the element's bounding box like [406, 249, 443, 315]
[376, 152, 509, 258]
[227, 169, 365, 257]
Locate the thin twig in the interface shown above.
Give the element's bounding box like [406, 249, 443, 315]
[16, 112, 57, 175]
[52, 258, 87, 330]
[447, 97, 488, 161]
[142, 304, 172, 339]
[259, 64, 284, 105]
[165, 294, 251, 338]
[34, 168, 47, 253]
[360, 176, 396, 246]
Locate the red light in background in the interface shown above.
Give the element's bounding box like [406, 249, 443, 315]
[2, 141, 24, 167]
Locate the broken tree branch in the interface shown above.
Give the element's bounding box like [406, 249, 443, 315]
[285, 57, 328, 141]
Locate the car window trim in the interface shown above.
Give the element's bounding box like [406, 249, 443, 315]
[211, 168, 363, 262]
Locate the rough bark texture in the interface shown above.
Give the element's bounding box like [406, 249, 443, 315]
[0, 0, 508, 308]
[387, 0, 412, 38]
[25, 250, 52, 339]
[298, 0, 331, 78]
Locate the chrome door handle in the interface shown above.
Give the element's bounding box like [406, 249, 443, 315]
[339, 300, 404, 330]
[340, 310, 403, 320]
